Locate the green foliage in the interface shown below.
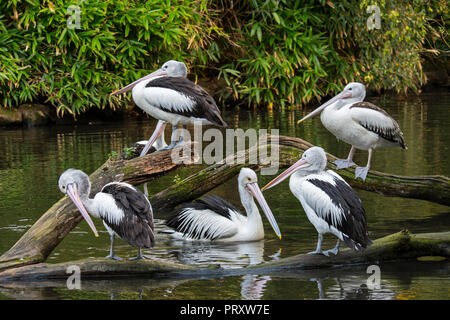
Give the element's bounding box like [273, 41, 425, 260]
[0, 0, 447, 114]
[219, 0, 448, 107]
[219, 1, 336, 108]
[0, 0, 224, 115]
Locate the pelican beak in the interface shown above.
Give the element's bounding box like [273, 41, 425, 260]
[246, 182, 282, 240]
[262, 159, 310, 191]
[297, 91, 351, 125]
[111, 68, 168, 96]
[139, 120, 167, 157]
[66, 183, 99, 237]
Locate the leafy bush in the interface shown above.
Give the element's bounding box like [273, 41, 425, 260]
[218, 0, 448, 107]
[0, 0, 225, 115]
[0, 0, 447, 114]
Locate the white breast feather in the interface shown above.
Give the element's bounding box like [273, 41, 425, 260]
[292, 173, 347, 227]
[143, 87, 195, 113]
[349, 107, 396, 131]
[177, 208, 238, 239]
[92, 193, 124, 225]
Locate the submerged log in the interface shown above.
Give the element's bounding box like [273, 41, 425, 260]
[0, 143, 196, 272]
[0, 230, 448, 282]
[275, 136, 450, 207]
[0, 135, 449, 273]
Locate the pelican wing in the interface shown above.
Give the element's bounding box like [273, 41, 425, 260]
[300, 172, 371, 250]
[167, 196, 239, 240]
[349, 102, 407, 148]
[144, 77, 227, 127]
[100, 182, 155, 248]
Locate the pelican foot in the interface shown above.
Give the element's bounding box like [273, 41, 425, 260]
[307, 250, 324, 255]
[334, 159, 356, 170]
[106, 254, 123, 261]
[160, 141, 177, 151]
[355, 166, 370, 181]
[128, 254, 151, 261]
[322, 248, 339, 256]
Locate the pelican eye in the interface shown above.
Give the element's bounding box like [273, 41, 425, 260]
[349, 87, 352, 91]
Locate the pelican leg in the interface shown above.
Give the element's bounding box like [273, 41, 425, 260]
[128, 247, 151, 260]
[143, 182, 149, 198]
[323, 239, 340, 256]
[307, 234, 324, 255]
[173, 125, 186, 148]
[334, 146, 356, 169]
[355, 148, 373, 181]
[106, 234, 123, 261]
[140, 120, 167, 156]
[160, 125, 180, 150]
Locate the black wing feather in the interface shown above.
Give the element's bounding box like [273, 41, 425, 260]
[166, 195, 240, 240]
[101, 183, 155, 248]
[146, 77, 227, 127]
[350, 101, 407, 149]
[307, 175, 372, 250]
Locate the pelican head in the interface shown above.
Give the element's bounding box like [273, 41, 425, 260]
[59, 169, 99, 237]
[238, 168, 282, 240]
[262, 147, 327, 191]
[297, 82, 366, 125]
[111, 60, 187, 96]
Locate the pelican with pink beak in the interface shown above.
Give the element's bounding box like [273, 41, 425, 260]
[166, 168, 281, 242]
[111, 60, 227, 156]
[297, 82, 407, 181]
[59, 169, 155, 260]
[262, 147, 371, 256]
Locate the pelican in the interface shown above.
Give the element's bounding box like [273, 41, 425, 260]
[297, 82, 407, 181]
[58, 169, 155, 260]
[166, 168, 282, 242]
[111, 60, 227, 156]
[262, 147, 371, 256]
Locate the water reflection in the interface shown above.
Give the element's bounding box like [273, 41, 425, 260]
[0, 91, 449, 300]
[167, 240, 267, 268]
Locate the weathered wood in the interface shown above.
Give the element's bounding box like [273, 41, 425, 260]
[273, 135, 450, 207]
[0, 135, 448, 273]
[0, 143, 196, 272]
[0, 230, 447, 282]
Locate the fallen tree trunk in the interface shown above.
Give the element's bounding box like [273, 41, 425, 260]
[277, 136, 450, 208]
[0, 135, 448, 273]
[0, 143, 196, 272]
[0, 230, 447, 282]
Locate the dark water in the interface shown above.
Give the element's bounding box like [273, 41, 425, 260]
[0, 91, 449, 300]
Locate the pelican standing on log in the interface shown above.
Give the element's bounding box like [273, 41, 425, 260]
[166, 168, 282, 242]
[59, 169, 155, 260]
[262, 147, 371, 256]
[297, 82, 407, 181]
[111, 60, 227, 156]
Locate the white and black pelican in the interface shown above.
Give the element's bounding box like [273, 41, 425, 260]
[262, 147, 371, 256]
[111, 60, 227, 156]
[166, 168, 281, 242]
[58, 169, 155, 260]
[297, 82, 407, 180]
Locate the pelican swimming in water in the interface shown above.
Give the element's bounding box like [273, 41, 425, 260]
[59, 169, 155, 260]
[166, 168, 282, 242]
[111, 60, 227, 156]
[262, 147, 372, 256]
[297, 82, 407, 181]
